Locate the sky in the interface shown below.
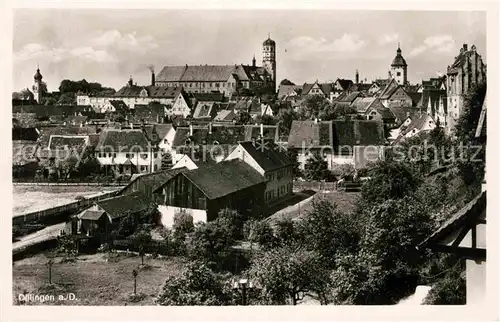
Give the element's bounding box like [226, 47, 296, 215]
[13, 9, 487, 92]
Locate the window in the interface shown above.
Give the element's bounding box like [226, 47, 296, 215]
[140, 165, 148, 172]
[113, 153, 116, 158]
[141, 153, 148, 159]
[164, 139, 167, 144]
[125, 153, 130, 158]
[396, 72, 401, 76]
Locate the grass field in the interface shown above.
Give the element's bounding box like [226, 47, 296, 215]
[13, 252, 185, 306]
[13, 186, 119, 217]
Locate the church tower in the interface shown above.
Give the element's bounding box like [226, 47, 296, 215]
[32, 65, 44, 104]
[390, 43, 408, 85]
[262, 34, 276, 92]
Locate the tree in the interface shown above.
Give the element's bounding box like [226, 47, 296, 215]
[276, 108, 298, 136]
[286, 149, 301, 178]
[247, 220, 275, 249]
[216, 208, 245, 241]
[274, 218, 297, 246]
[297, 95, 331, 120]
[248, 245, 327, 305]
[188, 219, 237, 271]
[157, 261, 234, 305]
[172, 211, 194, 241]
[235, 111, 252, 125]
[360, 160, 420, 206]
[129, 229, 152, 265]
[297, 199, 360, 267]
[57, 92, 76, 105]
[254, 114, 277, 125]
[317, 103, 337, 121]
[303, 153, 330, 181]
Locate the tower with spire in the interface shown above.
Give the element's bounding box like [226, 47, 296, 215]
[32, 64, 44, 104]
[262, 33, 277, 92]
[389, 43, 408, 85]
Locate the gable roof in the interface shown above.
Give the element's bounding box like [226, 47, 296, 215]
[193, 101, 218, 119]
[302, 82, 333, 96]
[181, 159, 265, 200]
[96, 129, 151, 152]
[214, 109, 236, 122]
[288, 120, 385, 149]
[336, 79, 354, 90]
[389, 107, 419, 123]
[278, 84, 303, 99]
[156, 65, 261, 83]
[407, 92, 423, 107]
[238, 140, 292, 172]
[155, 123, 173, 139]
[96, 192, 152, 220]
[121, 167, 188, 195]
[401, 114, 434, 136]
[351, 97, 378, 113]
[108, 100, 129, 111]
[419, 191, 486, 249]
[48, 135, 89, 152]
[79, 209, 106, 221]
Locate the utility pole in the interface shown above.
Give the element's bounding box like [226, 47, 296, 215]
[132, 269, 138, 295]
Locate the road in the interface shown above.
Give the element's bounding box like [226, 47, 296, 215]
[13, 222, 65, 253]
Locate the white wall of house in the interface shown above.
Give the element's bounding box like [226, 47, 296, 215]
[225, 145, 265, 175]
[171, 93, 191, 117]
[157, 205, 207, 228]
[172, 155, 199, 170]
[158, 128, 176, 153]
[96, 150, 162, 173]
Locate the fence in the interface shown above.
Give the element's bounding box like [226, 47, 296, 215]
[293, 181, 338, 192]
[12, 190, 119, 226]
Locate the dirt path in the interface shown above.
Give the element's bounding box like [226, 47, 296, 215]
[13, 223, 65, 253]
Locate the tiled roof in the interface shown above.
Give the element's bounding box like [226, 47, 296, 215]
[191, 92, 225, 102]
[156, 65, 257, 83]
[193, 101, 217, 119]
[407, 92, 423, 107]
[378, 79, 400, 99]
[79, 209, 106, 221]
[288, 120, 385, 149]
[302, 82, 333, 96]
[121, 167, 188, 195]
[38, 126, 97, 147]
[96, 192, 152, 220]
[115, 85, 182, 98]
[154, 123, 173, 139]
[239, 140, 292, 172]
[278, 85, 303, 99]
[339, 91, 365, 103]
[65, 115, 88, 124]
[96, 129, 151, 152]
[214, 110, 236, 122]
[401, 114, 434, 136]
[48, 135, 89, 152]
[351, 97, 378, 113]
[336, 79, 354, 90]
[182, 159, 265, 200]
[389, 107, 419, 123]
[108, 100, 129, 111]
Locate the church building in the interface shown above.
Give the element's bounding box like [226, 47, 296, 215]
[154, 35, 277, 95]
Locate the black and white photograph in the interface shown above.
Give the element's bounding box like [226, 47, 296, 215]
[8, 4, 493, 313]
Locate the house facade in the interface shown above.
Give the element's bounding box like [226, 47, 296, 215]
[446, 44, 486, 134]
[225, 140, 293, 205]
[95, 129, 162, 175]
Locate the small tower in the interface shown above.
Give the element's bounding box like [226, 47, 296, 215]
[390, 43, 408, 85]
[128, 75, 134, 87]
[252, 54, 256, 67]
[32, 65, 44, 104]
[262, 33, 277, 92]
[355, 69, 359, 84]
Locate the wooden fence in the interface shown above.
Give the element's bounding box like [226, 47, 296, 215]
[12, 190, 119, 226]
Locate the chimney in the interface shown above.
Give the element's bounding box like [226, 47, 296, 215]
[151, 70, 155, 86]
[355, 70, 359, 84]
[209, 122, 212, 134]
[260, 123, 264, 137]
[189, 124, 193, 136]
[406, 111, 410, 118]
